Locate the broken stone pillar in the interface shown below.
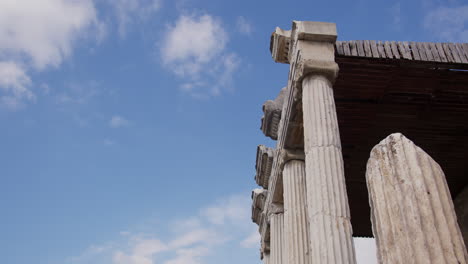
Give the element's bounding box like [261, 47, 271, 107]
[293, 22, 356, 264]
[366, 133, 468, 264]
[456, 186, 468, 249]
[283, 159, 311, 264]
[270, 212, 286, 264]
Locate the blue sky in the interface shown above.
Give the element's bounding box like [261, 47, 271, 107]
[0, 0, 467, 264]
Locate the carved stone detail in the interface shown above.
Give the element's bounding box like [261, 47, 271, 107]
[252, 188, 267, 225]
[270, 27, 291, 64]
[366, 133, 468, 264]
[255, 145, 275, 189]
[261, 87, 288, 140]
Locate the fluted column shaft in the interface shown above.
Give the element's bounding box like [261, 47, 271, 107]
[302, 75, 357, 264]
[366, 133, 468, 264]
[283, 160, 311, 264]
[264, 253, 271, 264]
[271, 213, 285, 264]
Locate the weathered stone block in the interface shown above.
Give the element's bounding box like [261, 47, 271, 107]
[366, 133, 468, 264]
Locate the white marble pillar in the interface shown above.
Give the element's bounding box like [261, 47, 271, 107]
[366, 133, 468, 264]
[270, 213, 285, 264]
[283, 160, 311, 264]
[302, 75, 357, 264]
[263, 253, 271, 264]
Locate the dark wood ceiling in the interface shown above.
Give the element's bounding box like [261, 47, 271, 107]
[334, 56, 468, 237]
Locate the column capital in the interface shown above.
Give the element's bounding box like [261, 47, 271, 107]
[270, 21, 339, 85]
[252, 188, 267, 225]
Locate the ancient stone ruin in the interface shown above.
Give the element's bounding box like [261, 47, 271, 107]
[251, 21, 468, 264]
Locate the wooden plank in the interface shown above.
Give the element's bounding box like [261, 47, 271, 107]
[390, 41, 400, 59]
[429, 42, 441, 62]
[435, 43, 448, 62]
[417, 42, 428, 61]
[455, 43, 468, 63]
[350, 41, 358, 56]
[384, 41, 393, 58]
[462, 44, 468, 61]
[410, 42, 421, 60]
[399, 41, 412, 59]
[448, 43, 462, 63]
[356, 40, 366, 57]
[342, 41, 351, 56]
[423, 43, 434, 61]
[370, 40, 380, 58]
[364, 40, 372, 57]
[336, 41, 344, 55]
[442, 43, 455, 63]
[377, 41, 386, 58]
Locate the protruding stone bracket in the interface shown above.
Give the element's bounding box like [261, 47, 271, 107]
[255, 145, 275, 189]
[270, 27, 291, 64]
[252, 188, 267, 225]
[261, 87, 288, 140]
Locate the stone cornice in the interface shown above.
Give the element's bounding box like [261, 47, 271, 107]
[255, 145, 275, 189]
[251, 188, 267, 225]
[260, 87, 287, 140]
[270, 27, 291, 64]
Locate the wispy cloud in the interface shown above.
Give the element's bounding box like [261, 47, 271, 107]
[0, 0, 103, 109]
[109, 115, 130, 128]
[160, 13, 240, 98]
[67, 193, 255, 264]
[423, 4, 468, 42]
[0, 61, 34, 110]
[110, 0, 162, 37]
[389, 2, 401, 30]
[236, 16, 253, 35]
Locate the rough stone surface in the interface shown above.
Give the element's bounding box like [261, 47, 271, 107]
[270, 27, 291, 64]
[366, 133, 468, 264]
[255, 145, 275, 189]
[302, 75, 357, 264]
[261, 87, 287, 140]
[252, 188, 267, 225]
[456, 186, 468, 249]
[270, 213, 286, 264]
[283, 160, 311, 264]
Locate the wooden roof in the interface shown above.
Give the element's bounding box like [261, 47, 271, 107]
[335, 41, 468, 64]
[332, 42, 468, 236]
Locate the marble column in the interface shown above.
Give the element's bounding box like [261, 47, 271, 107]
[270, 213, 285, 264]
[283, 160, 311, 264]
[366, 133, 468, 264]
[302, 75, 357, 264]
[263, 253, 271, 264]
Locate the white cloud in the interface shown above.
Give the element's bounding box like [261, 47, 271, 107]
[240, 229, 260, 249]
[424, 5, 468, 42]
[68, 193, 255, 264]
[112, 0, 162, 37]
[0, 0, 102, 109]
[0, 0, 100, 70]
[161, 14, 240, 98]
[0, 61, 33, 110]
[236, 16, 253, 35]
[109, 115, 130, 128]
[104, 138, 116, 146]
[113, 238, 168, 264]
